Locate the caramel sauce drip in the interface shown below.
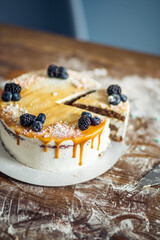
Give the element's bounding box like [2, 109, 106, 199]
[55, 141, 63, 159]
[38, 120, 106, 165]
[73, 143, 78, 158]
[91, 137, 95, 149]
[97, 131, 103, 151]
[79, 142, 86, 166]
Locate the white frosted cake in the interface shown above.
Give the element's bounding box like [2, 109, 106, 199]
[0, 66, 111, 171]
[0, 65, 129, 171]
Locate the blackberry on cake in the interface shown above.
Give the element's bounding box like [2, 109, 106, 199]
[12, 92, 21, 101]
[81, 111, 92, 119]
[32, 121, 43, 132]
[91, 117, 101, 126]
[78, 116, 91, 131]
[5, 83, 21, 93]
[1, 91, 12, 102]
[58, 66, 68, 79]
[48, 64, 68, 79]
[20, 113, 36, 127]
[36, 113, 46, 124]
[120, 94, 127, 102]
[108, 94, 121, 106]
[48, 64, 59, 78]
[107, 84, 121, 95]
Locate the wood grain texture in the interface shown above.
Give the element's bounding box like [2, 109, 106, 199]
[0, 24, 160, 240]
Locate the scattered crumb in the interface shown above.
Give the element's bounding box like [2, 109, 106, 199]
[140, 146, 146, 150]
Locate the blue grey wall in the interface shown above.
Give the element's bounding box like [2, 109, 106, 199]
[0, 0, 74, 37]
[0, 0, 160, 55]
[82, 0, 160, 55]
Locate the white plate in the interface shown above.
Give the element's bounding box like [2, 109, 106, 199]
[0, 141, 124, 186]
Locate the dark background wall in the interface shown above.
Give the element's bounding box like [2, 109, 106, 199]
[0, 0, 160, 56]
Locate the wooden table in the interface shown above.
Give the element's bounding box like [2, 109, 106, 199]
[0, 24, 160, 240]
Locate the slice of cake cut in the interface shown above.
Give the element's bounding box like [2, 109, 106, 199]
[73, 88, 129, 142]
[0, 66, 111, 171]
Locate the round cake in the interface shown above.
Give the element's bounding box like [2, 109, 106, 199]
[0, 66, 111, 171]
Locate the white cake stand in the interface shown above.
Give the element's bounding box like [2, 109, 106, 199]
[0, 141, 124, 186]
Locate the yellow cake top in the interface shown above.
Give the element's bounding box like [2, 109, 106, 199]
[0, 69, 107, 144]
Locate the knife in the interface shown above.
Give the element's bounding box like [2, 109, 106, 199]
[136, 164, 160, 189]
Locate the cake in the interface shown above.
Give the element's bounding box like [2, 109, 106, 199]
[0, 65, 129, 171]
[73, 89, 130, 141]
[0, 66, 111, 171]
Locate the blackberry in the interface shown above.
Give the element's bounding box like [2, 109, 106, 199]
[91, 117, 101, 126]
[107, 85, 121, 95]
[32, 121, 43, 132]
[59, 66, 66, 73]
[1, 91, 12, 102]
[20, 113, 36, 127]
[81, 111, 92, 119]
[48, 64, 59, 78]
[78, 117, 91, 131]
[5, 83, 21, 93]
[58, 71, 68, 79]
[12, 93, 21, 101]
[58, 66, 68, 79]
[108, 94, 121, 105]
[47, 64, 68, 79]
[120, 94, 127, 102]
[36, 113, 46, 124]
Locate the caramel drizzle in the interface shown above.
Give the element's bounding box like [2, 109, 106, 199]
[79, 142, 86, 166]
[91, 137, 95, 149]
[97, 131, 103, 151]
[14, 123, 105, 166]
[55, 140, 63, 159]
[54, 126, 104, 165]
[73, 143, 78, 158]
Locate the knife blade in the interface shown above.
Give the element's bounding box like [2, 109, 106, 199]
[136, 164, 160, 189]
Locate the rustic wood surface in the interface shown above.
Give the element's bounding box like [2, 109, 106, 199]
[0, 24, 160, 240]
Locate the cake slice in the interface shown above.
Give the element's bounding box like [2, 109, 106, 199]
[73, 88, 129, 141]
